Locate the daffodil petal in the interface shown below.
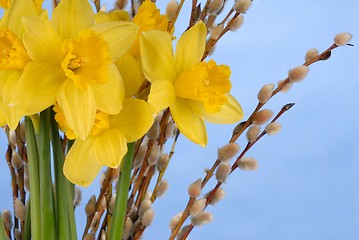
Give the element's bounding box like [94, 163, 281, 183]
[110, 98, 156, 142]
[0, 99, 7, 126]
[22, 16, 62, 62]
[93, 63, 124, 114]
[116, 54, 145, 98]
[190, 94, 244, 124]
[57, 79, 96, 140]
[140, 30, 176, 83]
[91, 21, 138, 60]
[170, 98, 207, 147]
[148, 80, 176, 112]
[63, 138, 102, 187]
[52, 0, 94, 40]
[11, 62, 63, 115]
[1, 71, 23, 129]
[0, 0, 37, 37]
[91, 129, 127, 168]
[175, 21, 206, 73]
[95, 10, 130, 24]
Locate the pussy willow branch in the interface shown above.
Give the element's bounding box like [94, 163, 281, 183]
[180, 104, 294, 239]
[170, 42, 343, 239]
[82, 168, 112, 237]
[202, 11, 240, 60]
[168, 0, 185, 32]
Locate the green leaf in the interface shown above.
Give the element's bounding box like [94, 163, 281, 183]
[50, 109, 77, 240]
[109, 142, 135, 240]
[24, 116, 41, 239]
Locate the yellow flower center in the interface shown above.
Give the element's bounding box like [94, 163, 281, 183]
[174, 60, 232, 113]
[129, 0, 168, 56]
[53, 103, 77, 140]
[0, 29, 30, 70]
[61, 29, 111, 89]
[90, 111, 110, 136]
[0, 0, 10, 9]
[54, 102, 110, 139]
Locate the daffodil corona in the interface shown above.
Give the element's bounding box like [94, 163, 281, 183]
[55, 99, 156, 187]
[140, 22, 243, 146]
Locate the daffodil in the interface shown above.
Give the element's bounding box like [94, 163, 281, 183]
[140, 22, 244, 146]
[117, 0, 169, 98]
[55, 98, 156, 187]
[10, 0, 138, 139]
[0, 0, 39, 129]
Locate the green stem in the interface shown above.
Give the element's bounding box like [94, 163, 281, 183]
[50, 109, 77, 240]
[22, 200, 31, 240]
[0, 211, 8, 240]
[24, 116, 41, 239]
[109, 142, 135, 240]
[38, 108, 56, 239]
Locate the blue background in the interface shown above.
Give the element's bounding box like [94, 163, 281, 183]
[0, 0, 358, 239]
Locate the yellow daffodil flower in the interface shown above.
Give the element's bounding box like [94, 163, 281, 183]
[0, 0, 38, 129]
[140, 22, 244, 146]
[117, 0, 169, 98]
[10, 0, 138, 139]
[55, 98, 156, 187]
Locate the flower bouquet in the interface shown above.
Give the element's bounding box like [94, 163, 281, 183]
[0, 0, 353, 239]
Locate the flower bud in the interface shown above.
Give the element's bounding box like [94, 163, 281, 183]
[147, 121, 160, 140]
[123, 217, 133, 240]
[177, 225, 190, 240]
[233, 0, 252, 14]
[141, 208, 155, 227]
[189, 198, 206, 216]
[208, 0, 223, 14]
[229, 15, 244, 31]
[83, 233, 95, 240]
[252, 109, 273, 125]
[19, 121, 26, 143]
[206, 15, 217, 29]
[89, 212, 100, 231]
[139, 199, 152, 218]
[265, 122, 282, 135]
[217, 143, 240, 162]
[9, 130, 17, 146]
[278, 79, 293, 93]
[257, 83, 274, 103]
[108, 194, 116, 214]
[305, 48, 319, 62]
[191, 211, 213, 226]
[156, 180, 169, 198]
[148, 141, 160, 165]
[157, 153, 169, 172]
[14, 198, 26, 221]
[2, 210, 13, 230]
[188, 178, 202, 198]
[11, 150, 23, 170]
[166, 0, 179, 21]
[100, 196, 107, 211]
[238, 157, 258, 171]
[14, 228, 22, 240]
[133, 142, 148, 169]
[215, 162, 231, 183]
[73, 187, 82, 208]
[165, 121, 176, 138]
[85, 195, 96, 217]
[246, 125, 260, 142]
[209, 187, 225, 205]
[169, 212, 183, 230]
[288, 65, 309, 82]
[334, 32, 352, 46]
[210, 24, 224, 40]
